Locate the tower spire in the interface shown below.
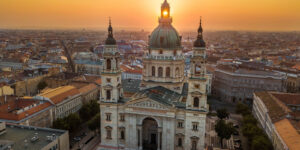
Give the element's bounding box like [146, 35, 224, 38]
[105, 17, 116, 45]
[194, 17, 206, 47]
[198, 16, 203, 34]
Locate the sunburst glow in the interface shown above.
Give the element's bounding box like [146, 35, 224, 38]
[163, 11, 168, 16]
[0, 0, 299, 31]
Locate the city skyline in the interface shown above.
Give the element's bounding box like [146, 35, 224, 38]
[1, 0, 300, 31]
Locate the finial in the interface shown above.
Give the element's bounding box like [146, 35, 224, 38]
[200, 16, 202, 26]
[109, 17, 111, 26]
[198, 16, 203, 34]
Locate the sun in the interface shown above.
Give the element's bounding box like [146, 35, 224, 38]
[163, 10, 168, 16]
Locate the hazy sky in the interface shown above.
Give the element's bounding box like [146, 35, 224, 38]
[0, 0, 300, 31]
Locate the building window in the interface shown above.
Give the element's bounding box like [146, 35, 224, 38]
[192, 122, 198, 131]
[194, 84, 200, 89]
[177, 121, 183, 128]
[105, 126, 112, 139]
[106, 90, 111, 100]
[158, 67, 163, 77]
[106, 113, 111, 121]
[120, 114, 125, 121]
[120, 130, 125, 140]
[106, 78, 111, 83]
[106, 59, 111, 70]
[195, 64, 201, 74]
[152, 66, 156, 76]
[178, 138, 182, 147]
[173, 50, 177, 56]
[175, 67, 180, 77]
[166, 67, 170, 77]
[193, 97, 199, 107]
[192, 141, 197, 150]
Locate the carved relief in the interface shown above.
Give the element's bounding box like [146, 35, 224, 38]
[127, 100, 168, 110]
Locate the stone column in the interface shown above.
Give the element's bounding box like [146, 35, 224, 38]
[157, 128, 162, 150]
[137, 126, 142, 150]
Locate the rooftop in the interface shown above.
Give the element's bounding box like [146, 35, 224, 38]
[135, 86, 183, 107]
[274, 119, 300, 150]
[122, 79, 141, 94]
[271, 92, 300, 105]
[37, 86, 80, 104]
[254, 92, 289, 123]
[217, 64, 284, 79]
[0, 123, 66, 150]
[0, 97, 52, 122]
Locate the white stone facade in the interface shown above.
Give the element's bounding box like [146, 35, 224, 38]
[99, 1, 208, 150]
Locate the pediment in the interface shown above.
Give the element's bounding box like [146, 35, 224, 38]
[190, 91, 203, 95]
[126, 98, 170, 111]
[103, 84, 113, 89]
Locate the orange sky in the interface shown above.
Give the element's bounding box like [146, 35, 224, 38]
[0, 0, 299, 31]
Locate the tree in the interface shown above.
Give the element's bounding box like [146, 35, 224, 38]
[236, 102, 251, 116]
[242, 114, 257, 125]
[79, 103, 91, 121]
[53, 118, 69, 130]
[217, 108, 229, 120]
[37, 81, 47, 91]
[251, 135, 273, 150]
[66, 113, 81, 132]
[88, 113, 100, 133]
[89, 100, 100, 115]
[215, 120, 236, 148]
[79, 100, 100, 121]
[242, 124, 263, 140]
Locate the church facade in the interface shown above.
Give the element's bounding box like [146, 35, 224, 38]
[99, 0, 209, 150]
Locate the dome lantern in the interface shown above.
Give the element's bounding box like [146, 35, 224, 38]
[149, 0, 181, 50]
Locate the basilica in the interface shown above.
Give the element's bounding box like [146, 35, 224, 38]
[99, 0, 209, 149]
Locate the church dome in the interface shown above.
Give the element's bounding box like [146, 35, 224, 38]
[148, 0, 181, 50]
[149, 24, 181, 49]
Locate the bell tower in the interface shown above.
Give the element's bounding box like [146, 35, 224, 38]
[186, 18, 208, 111]
[100, 18, 123, 103]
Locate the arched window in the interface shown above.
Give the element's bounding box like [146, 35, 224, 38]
[193, 97, 199, 107]
[178, 138, 182, 147]
[158, 67, 163, 77]
[106, 59, 111, 70]
[175, 67, 180, 77]
[106, 90, 111, 100]
[105, 126, 112, 139]
[195, 64, 201, 75]
[192, 141, 197, 150]
[152, 66, 156, 76]
[166, 67, 170, 77]
[121, 130, 125, 140]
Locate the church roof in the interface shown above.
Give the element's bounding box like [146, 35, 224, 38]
[149, 24, 181, 50]
[137, 86, 184, 107]
[122, 79, 141, 94]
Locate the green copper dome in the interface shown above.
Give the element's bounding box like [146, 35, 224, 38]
[149, 23, 181, 49]
[149, 0, 181, 50]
